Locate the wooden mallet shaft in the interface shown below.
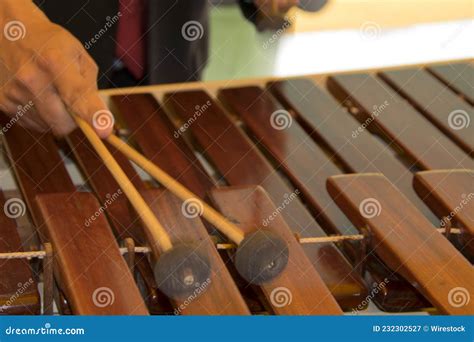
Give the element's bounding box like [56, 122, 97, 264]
[72, 115, 215, 300]
[74, 115, 285, 286]
[107, 134, 246, 244]
[72, 115, 173, 254]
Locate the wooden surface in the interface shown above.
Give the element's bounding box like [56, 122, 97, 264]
[1, 115, 76, 232]
[327, 173, 474, 315]
[67, 129, 147, 243]
[96, 60, 471, 101]
[380, 68, 473, 155]
[1, 60, 471, 315]
[210, 185, 343, 315]
[74, 115, 175, 254]
[220, 86, 431, 311]
[0, 190, 40, 315]
[106, 133, 246, 244]
[220, 86, 355, 236]
[327, 73, 474, 170]
[428, 63, 474, 105]
[111, 94, 269, 312]
[1, 120, 147, 315]
[36, 192, 148, 315]
[414, 169, 474, 255]
[141, 189, 250, 315]
[166, 90, 367, 310]
[111, 94, 215, 200]
[270, 79, 438, 224]
[67, 129, 170, 313]
[68, 128, 249, 314]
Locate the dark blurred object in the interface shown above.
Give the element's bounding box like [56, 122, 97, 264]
[298, 0, 328, 12]
[147, 0, 209, 84]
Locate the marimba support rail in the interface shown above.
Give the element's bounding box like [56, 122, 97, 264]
[1, 227, 460, 260]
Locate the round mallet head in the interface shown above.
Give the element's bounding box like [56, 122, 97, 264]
[154, 244, 211, 300]
[234, 230, 289, 285]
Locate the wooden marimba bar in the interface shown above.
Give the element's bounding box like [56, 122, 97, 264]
[0, 61, 472, 316]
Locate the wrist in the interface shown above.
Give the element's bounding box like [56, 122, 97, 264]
[1, 0, 48, 23]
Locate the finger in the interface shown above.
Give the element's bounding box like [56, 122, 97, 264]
[33, 90, 75, 136]
[40, 51, 113, 138]
[76, 53, 115, 137]
[12, 102, 50, 132]
[3, 86, 48, 131]
[0, 95, 20, 114]
[3, 81, 29, 105]
[0, 98, 48, 133]
[15, 111, 49, 132]
[13, 63, 75, 136]
[70, 89, 113, 139]
[78, 51, 99, 82]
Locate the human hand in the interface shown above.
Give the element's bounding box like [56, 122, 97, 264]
[0, 0, 113, 137]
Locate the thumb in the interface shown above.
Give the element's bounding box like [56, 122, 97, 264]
[73, 91, 115, 138]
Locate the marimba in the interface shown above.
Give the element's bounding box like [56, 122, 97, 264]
[0, 61, 472, 316]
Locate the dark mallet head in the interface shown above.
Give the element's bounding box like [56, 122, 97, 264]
[298, 0, 328, 12]
[234, 230, 289, 285]
[154, 244, 211, 300]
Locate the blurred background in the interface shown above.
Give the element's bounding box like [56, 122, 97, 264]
[204, 0, 473, 80]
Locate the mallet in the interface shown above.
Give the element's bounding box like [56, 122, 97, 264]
[72, 115, 211, 300]
[106, 133, 290, 285]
